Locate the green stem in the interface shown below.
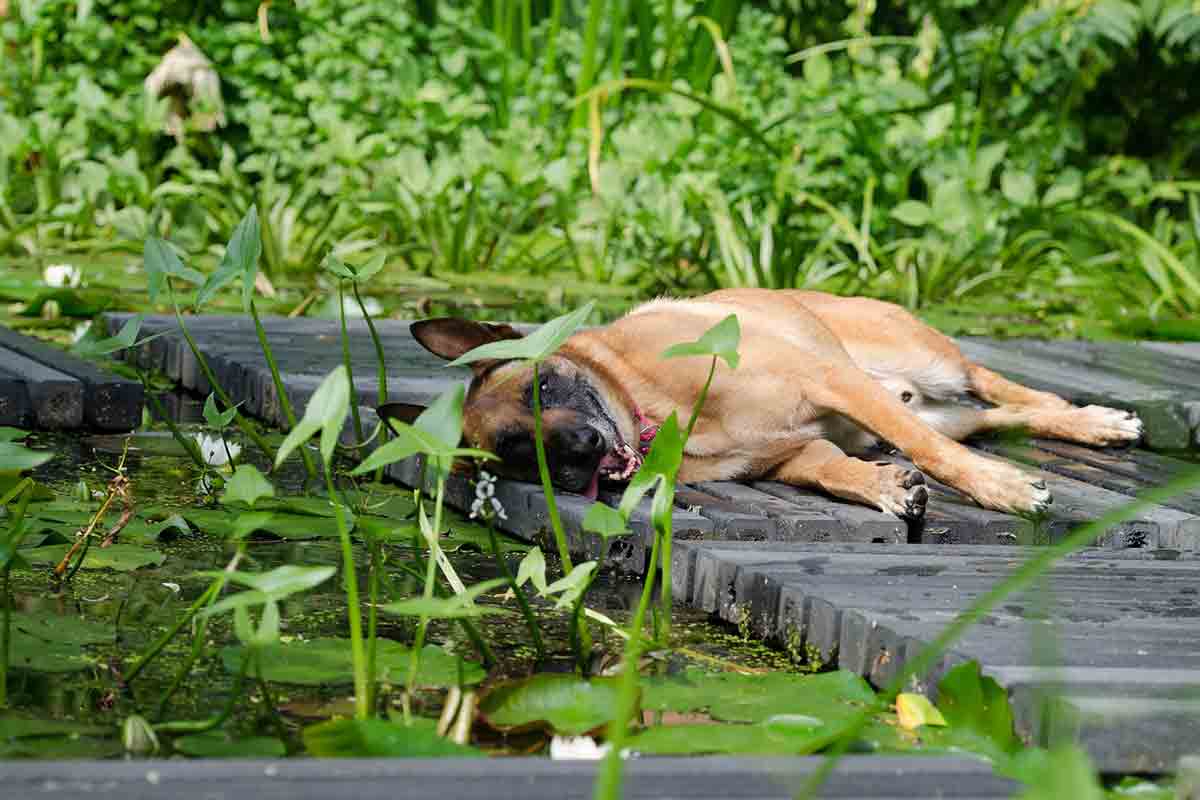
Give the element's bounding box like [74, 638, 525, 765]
[538, 0, 563, 123]
[250, 299, 316, 480]
[127, 576, 224, 684]
[337, 284, 366, 447]
[594, 515, 663, 800]
[571, 0, 606, 129]
[169, 287, 275, 462]
[352, 282, 389, 484]
[326, 468, 368, 720]
[136, 367, 208, 471]
[1, 567, 10, 708]
[153, 652, 250, 734]
[367, 535, 380, 713]
[487, 521, 544, 661]
[405, 477, 447, 723]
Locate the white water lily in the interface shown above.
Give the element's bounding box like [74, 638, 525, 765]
[340, 294, 383, 318]
[71, 322, 91, 343]
[193, 432, 241, 467]
[43, 263, 81, 288]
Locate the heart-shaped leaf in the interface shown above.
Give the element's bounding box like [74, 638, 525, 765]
[144, 236, 205, 303]
[380, 578, 510, 619]
[221, 639, 484, 687]
[275, 366, 350, 468]
[895, 692, 946, 730]
[221, 465, 275, 508]
[202, 393, 239, 428]
[936, 661, 1019, 755]
[661, 314, 741, 369]
[582, 502, 630, 539]
[447, 302, 594, 366]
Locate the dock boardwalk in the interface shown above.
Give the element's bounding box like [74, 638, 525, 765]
[0, 323, 142, 430]
[105, 311, 1200, 770]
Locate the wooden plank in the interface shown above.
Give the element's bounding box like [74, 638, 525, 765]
[0, 344, 82, 429]
[0, 756, 1020, 800]
[695, 482, 864, 543]
[674, 539, 1200, 770]
[0, 362, 32, 427]
[0, 326, 141, 430]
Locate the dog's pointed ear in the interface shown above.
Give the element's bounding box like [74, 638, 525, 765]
[410, 318, 524, 373]
[376, 402, 427, 428]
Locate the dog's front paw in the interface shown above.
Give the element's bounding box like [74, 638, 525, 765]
[1070, 405, 1144, 447]
[876, 465, 928, 521]
[962, 457, 1053, 516]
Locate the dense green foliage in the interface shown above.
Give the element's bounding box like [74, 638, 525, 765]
[3, 0, 1200, 328]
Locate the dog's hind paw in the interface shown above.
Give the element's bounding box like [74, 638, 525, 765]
[878, 466, 928, 521]
[1069, 405, 1144, 447]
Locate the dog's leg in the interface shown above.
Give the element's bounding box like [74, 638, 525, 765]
[966, 363, 1071, 409]
[806, 365, 1052, 514]
[919, 402, 1143, 447]
[963, 364, 1142, 445]
[770, 439, 928, 520]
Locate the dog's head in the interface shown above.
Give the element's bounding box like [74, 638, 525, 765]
[378, 318, 643, 499]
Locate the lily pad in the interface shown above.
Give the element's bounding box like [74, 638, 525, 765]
[179, 508, 344, 540]
[220, 638, 484, 687]
[0, 716, 109, 739]
[477, 673, 624, 735]
[303, 717, 480, 758]
[0, 442, 53, 473]
[18, 543, 166, 571]
[6, 632, 94, 672]
[627, 714, 852, 756]
[10, 611, 111, 646]
[936, 661, 1019, 755]
[642, 670, 876, 723]
[173, 731, 287, 758]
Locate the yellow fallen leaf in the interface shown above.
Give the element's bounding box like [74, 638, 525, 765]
[895, 692, 947, 730]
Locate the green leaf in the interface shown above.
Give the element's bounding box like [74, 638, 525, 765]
[221, 639, 484, 687]
[642, 669, 876, 723]
[0, 428, 28, 443]
[144, 236, 204, 303]
[10, 611, 111, 646]
[6, 631, 94, 672]
[803, 52, 832, 91]
[581, 502, 629, 539]
[0, 716, 108, 739]
[627, 715, 852, 755]
[618, 412, 683, 520]
[895, 692, 946, 729]
[71, 314, 147, 358]
[275, 366, 350, 469]
[931, 179, 972, 233]
[195, 207, 262, 311]
[935, 661, 1019, 754]
[221, 465, 275, 508]
[1012, 745, 1104, 800]
[173, 732, 286, 758]
[322, 252, 356, 279]
[515, 547, 547, 592]
[891, 200, 931, 227]
[1043, 168, 1082, 206]
[414, 384, 466, 456]
[202, 393, 239, 428]
[543, 560, 597, 608]
[661, 313, 741, 369]
[1001, 169, 1038, 207]
[303, 718, 480, 758]
[0, 442, 53, 474]
[18, 543, 165, 572]
[199, 564, 336, 617]
[972, 141, 1008, 188]
[380, 578, 510, 619]
[478, 673, 624, 735]
[447, 302, 594, 366]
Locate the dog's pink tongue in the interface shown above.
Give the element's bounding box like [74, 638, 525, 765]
[583, 469, 601, 501]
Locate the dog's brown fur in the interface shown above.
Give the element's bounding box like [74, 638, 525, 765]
[401, 289, 1143, 519]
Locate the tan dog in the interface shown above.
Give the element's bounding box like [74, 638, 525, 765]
[395, 289, 1143, 520]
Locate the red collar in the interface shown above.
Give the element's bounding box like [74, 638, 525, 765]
[633, 405, 659, 455]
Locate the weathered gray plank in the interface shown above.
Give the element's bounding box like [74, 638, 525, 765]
[0, 344, 82, 429]
[0, 755, 1020, 800]
[0, 362, 32, 427]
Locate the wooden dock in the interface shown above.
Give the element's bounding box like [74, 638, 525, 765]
[104, 312, 1200, 771]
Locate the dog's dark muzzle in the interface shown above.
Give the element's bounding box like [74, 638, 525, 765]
[495, 422, 607, 492]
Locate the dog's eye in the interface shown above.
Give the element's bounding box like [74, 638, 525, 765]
[900, 391, 914, 403]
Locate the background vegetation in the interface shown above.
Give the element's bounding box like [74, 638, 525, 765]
[4, 0, 1200, 333]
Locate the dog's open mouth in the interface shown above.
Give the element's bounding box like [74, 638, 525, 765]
[582, 440, 643, 500]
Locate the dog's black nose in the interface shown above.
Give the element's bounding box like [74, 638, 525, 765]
[558, 425, 604, 459]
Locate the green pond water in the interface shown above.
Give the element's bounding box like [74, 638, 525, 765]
[2, 414, 796, 759]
